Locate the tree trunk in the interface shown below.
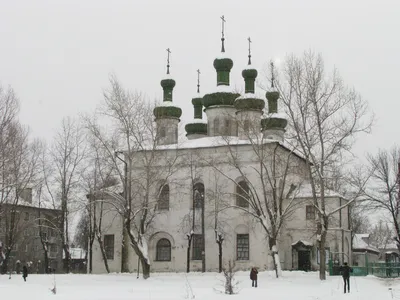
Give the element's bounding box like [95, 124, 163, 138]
[44, 248, 49, 273]
[186, 237, 192, 273]
[121, 226, 130, 272]
[141, 258, 150, 279]
[88, 240, 93, 273]
[269, 237, 282, 278]
[63, 245, 70, 273]
[319, 226, 328, 280]
[218, 241, 223, 273]
[97, 235, 110, 273]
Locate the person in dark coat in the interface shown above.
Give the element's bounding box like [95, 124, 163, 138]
[22, 265, 28, 282]
[339, 262, 353, 293]
[250, 267, 258, 287]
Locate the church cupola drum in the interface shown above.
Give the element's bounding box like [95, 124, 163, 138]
[261, 62, 287, 142]
[154, 48, 182, 145]
[234, 37, 265, 139]
[202, 16, 240, 137]
[185, 69, 208, 139]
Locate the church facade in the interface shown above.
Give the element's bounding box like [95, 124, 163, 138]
[90, 30, 351, 274]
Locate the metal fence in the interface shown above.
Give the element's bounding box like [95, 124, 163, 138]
[329, 260, 400, 278]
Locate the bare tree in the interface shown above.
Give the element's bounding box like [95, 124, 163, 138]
[274, 51, 373, 279]
[369, 220, 394, 251]
[199, 119, 304, 278]
[43, 117, 87, 273]
[206, 169, 230, 273]
[358, 146, 400, 251]
[0, 84, 43, 272]
[79, 135, 118, 274]
[84, 75, 180, 279]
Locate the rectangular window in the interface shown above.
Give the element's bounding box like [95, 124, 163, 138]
[192, 234, 203, 260]
[49, 245, 58, 253]
[104, 234, 115, 260]
[237, 234, 249, 260]
[24, 212, 29, 221]
[306, 205, 315, 220]
[24, 229, 29, 236]
[41, 232, 47, 240]
[34, 245, 39, 252]
[12, 244, 18, 251]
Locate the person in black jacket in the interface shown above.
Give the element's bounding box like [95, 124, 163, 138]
[339, 262, 353, 293]
[22, 265, 28, 282]
[250, 267, 258, 287]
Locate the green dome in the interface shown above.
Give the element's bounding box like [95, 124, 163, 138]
[261, 117, 288, 130]
[242, 68, 258, 79]
[266, 90, 279, 102]
[202, 92, 240, 108]
[234, 97, 265, 111]
[160, 78, 176, 89]
[192, 97, 203, 106]
[185, 122, 207, 136]
[213, 58, 233, 71]
[153, 104, 182, 119]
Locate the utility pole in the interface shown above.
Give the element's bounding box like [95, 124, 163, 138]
[115, 151, 130, 273]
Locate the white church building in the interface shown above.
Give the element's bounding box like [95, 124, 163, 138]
[90, 30, 351, 274]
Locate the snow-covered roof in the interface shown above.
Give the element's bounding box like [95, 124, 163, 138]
[266, 113, 287, 120]
[161, 73, 174, 81]
[1, 198, 58, 210]
[292, 240, 313, 247]
[213, 85, 234, 93]
[187, 118, 206, 124]
[156, 101, 178, 107]
[215, 52, 231, 59]
[293, 184, 344, 199]
[157, 135, 273, 151]
[382, 242, 398, 250]
[235, 93, 261, 100]
[353, 234, 380, 254]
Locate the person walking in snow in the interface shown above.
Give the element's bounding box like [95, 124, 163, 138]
[339, 262, 353, 293]
[250, 267, 258, 288]
[22, 265, 28, 282]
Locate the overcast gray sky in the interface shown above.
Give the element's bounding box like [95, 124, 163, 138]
[0, 0, 399, 157]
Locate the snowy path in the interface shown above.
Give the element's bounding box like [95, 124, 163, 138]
[0, 271, 397, 299]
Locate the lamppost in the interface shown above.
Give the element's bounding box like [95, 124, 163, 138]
[115, 151, 129, 273]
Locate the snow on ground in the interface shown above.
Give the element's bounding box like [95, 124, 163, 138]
[0, 271, 398, 300]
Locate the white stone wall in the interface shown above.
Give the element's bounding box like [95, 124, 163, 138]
[204, 106, 237, 136]
[156, 118, 179, 145]
[90, 141, 352, 273]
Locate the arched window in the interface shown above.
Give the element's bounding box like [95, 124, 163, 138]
[193, 183, 204, 209]
[159, 127, 166, 138]
[158, 184, 169, 210]
[224, 119, 230, 135]
[156, 238, 171, 261]
[243, 120, 250, 132]
[213, 118, 220, 135]
[236, 181, 250, 208]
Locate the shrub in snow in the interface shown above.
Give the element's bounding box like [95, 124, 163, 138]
[222, 260, 238, 295]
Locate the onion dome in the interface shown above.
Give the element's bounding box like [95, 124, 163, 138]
[153, 49, 182, 120]
[234, 37, 265, 111]
[261, 62, 287, 131]
[185, 70, 207, 137]
[202, 16, 239, 108]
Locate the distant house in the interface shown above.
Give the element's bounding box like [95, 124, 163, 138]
[0, 188, 63, 274]
[379, 242, 400, 263]
[352, 234, 380, 266]
[66, 247, 87, 273]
